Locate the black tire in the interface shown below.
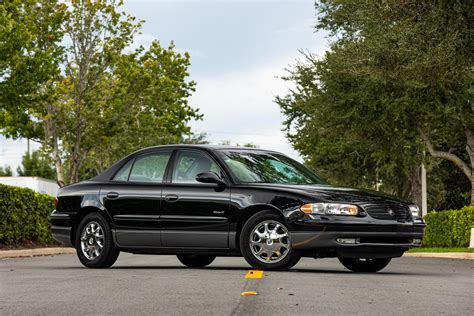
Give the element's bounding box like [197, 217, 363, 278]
[240, 211, 301, 271]
[177, 254, 216, 268]
[75, 212, 119, 268]
[338, 257, 391, 273]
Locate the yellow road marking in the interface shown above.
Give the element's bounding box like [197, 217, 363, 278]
[245, 270, 264, 279]
[241, 291, 258, 296]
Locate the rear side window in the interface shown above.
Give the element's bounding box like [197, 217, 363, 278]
[113, 160, 133, 181]
[129, 152, 171, 183]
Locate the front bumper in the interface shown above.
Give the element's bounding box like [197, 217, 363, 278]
[288, 215, 425, 258]
[291, 230, 423, 249]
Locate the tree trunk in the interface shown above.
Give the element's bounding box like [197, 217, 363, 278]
[471, 176, 474, 206]
[466, 129, 474, 205]
[53, 137, 65, 188]
[409, 166, 422, 207]
[419, 128, 473, 206]
[43, 103, 65, 188]
[68, 121, 83, 184]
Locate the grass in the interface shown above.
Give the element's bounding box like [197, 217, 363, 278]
[408, 247, 474, 253]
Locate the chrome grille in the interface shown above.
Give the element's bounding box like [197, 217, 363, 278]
[363, 204, 411, 221]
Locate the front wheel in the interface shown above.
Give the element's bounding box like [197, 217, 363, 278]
[177, 254, 216, 268]
[338, 257, 391, 273]
[75, 213, 119, 268]
[240, 211, 301, 271]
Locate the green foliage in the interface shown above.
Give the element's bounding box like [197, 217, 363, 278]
[0, 184, 55, 245]
[239, 143, 258, 148]
[408, 247, 474, 253]
[17, 150, 56, 180]
[81, 41, 201, 179]
[423, 206, 474, 248]
[277, 1, 473, 207]
[427, 160, 471, 210]
[0, 0, 66, 139]
[217, 140, 259, 148]
[276, 49, 422, 200]
[181, 133, 209, 145]
[1, 0, 201, 186]
[0, 166, 12, 176]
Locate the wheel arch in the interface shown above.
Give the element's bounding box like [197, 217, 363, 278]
[71, 206, 113, 246]
[234, 204, 286, 250]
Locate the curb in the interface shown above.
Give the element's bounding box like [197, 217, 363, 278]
[404, 252, 474, 260]
[0, 247, 75, 259]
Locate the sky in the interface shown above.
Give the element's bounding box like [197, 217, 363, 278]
[0, 0, 329, 174]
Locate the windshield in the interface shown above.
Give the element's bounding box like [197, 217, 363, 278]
[218, 150, 327, 185]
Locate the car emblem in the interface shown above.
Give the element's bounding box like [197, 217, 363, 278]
[387, 208, 395, 217]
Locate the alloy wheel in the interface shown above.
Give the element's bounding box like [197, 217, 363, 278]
[80, 221, 104, 260]
[249, 220, 290, 263]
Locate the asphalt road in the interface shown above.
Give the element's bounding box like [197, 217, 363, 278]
[1, 253, 473, 315]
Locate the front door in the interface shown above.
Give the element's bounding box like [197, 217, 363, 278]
[161, 149, 230, 248]
[101, 150, 172, 247]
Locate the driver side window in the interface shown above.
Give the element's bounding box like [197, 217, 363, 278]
[172, 151, 221, 184]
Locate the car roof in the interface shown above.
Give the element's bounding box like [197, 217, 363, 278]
[131, 144, 277, 153]
[89, 144, 282, 182]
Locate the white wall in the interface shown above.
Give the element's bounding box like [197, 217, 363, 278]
[0, 177, 59, 197]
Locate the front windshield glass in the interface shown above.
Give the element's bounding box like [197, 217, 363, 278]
[218, 150, 327, 185]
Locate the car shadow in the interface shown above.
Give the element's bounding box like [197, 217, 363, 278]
[46, 265, 444, 276]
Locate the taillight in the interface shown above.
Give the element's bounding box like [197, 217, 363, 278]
[54, 197, 59, 208]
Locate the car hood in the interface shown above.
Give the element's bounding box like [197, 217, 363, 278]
[243, 183, 411, 205]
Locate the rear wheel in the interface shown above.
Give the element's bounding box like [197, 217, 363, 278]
[338, 257, 391, 273]
[240, 211, 301, 271]
[75, 213, 119, 268]
[177, 254, 216, 268]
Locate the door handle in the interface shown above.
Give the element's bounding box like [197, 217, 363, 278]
[106, 192, 120, 199]
[164, 194, 179, 202]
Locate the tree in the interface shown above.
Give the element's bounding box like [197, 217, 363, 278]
[0, 166, 12, 176]
[316, 0, 473, 205]
[17, 150, 56, 179]
[276, 51, 423, 201]
[217, 140, 259, 148]
[181, 133, 209, 144]
[239, 143, 259, 148]
[0, 0, 66, 140]
[277, 0, 473, 206]
[1, 0, 201, 186]
[78, 41, 201, 179]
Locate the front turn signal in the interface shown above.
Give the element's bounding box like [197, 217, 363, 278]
[300, 204, 313, 213]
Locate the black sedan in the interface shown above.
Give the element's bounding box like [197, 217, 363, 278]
[51, 145, 424, 272]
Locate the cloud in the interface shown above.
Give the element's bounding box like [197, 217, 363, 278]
[273, 17, 315, 34]
[128, 33, 205, 60]
[176, 48, 205, 59]
[0, 137, 41, 175]
[189, 46, 326, 160]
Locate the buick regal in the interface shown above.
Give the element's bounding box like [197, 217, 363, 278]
[51, 145, 425, 272]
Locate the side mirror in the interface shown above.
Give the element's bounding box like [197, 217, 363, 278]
[196, 172, 226, 186]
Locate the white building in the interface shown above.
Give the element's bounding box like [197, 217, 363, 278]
[0, 177, 59, 197]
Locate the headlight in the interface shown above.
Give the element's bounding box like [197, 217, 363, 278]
[409, 205, 420, 219]
[300, 203, 359, 216]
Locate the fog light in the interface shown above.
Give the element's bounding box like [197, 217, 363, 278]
[336, 238, 359, 244]
[412, 238, 422, 244]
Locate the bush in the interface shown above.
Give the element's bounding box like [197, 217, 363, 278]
[0, 184, 56, 246]
[423, 206, 474, 248]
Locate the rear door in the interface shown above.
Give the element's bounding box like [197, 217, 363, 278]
[161, 149, 231, 248]
[101, 150, 172, 247]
